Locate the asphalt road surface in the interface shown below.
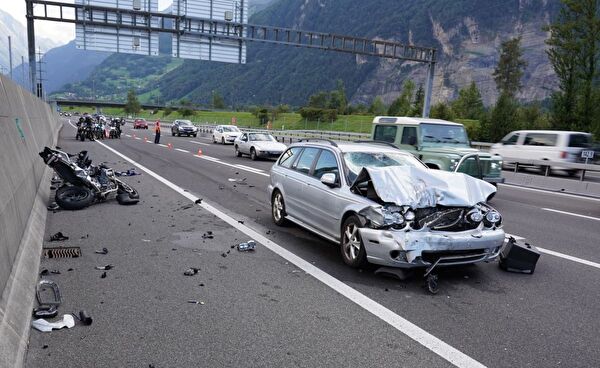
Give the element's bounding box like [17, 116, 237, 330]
[28, 120, 600, 367]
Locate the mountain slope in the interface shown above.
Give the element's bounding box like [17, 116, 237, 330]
[57, 0, 562, 107]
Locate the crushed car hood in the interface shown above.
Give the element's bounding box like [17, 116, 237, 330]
[351, 166, 496, 208]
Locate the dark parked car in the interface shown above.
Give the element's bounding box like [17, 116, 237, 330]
[171, 120, 198, 137]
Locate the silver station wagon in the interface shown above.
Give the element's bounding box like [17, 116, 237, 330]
[268, 140, 505, 275]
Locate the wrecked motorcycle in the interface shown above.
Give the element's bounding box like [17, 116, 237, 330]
[39, 147, 139, 210]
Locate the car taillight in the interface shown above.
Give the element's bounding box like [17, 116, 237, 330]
[560, 151, 567, 159]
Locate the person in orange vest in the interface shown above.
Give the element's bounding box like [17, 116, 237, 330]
[154, 120, 161, 144]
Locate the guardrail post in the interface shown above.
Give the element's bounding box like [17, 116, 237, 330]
[581, 169, 586, 182]
[514, 162, 519, 173]
[544, 166, 550, 177]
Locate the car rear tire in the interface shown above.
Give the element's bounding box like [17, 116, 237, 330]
[235, 146, 242, 157]
[250, 148, 258, 161]
[193, 134, 197, 138]
[55, 186, 94, 210]
[221, 137, 225, 145]
[340, 215, 367, 268]
[212, 136, 217, 143]
[271, 191, 287, 226]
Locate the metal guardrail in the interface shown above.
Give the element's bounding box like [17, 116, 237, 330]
[502, 156, 600, 181]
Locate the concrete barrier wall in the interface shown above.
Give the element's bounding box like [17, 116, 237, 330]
[0, 75, 61, 367]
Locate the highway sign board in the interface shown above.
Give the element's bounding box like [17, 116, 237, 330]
[75, 0, 160, 56]
[172, 0, 247, 64]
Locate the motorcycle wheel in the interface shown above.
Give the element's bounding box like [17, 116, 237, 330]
[55, 186, 94, 210]
[117, 181, 140, 199]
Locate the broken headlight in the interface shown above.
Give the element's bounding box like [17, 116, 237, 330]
[484, 210, 502, 227]
[359, 205, 412, 229]
[466, 208, 484, 224]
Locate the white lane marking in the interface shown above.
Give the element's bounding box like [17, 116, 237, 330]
[90, 138, 486, 368]
[125, 134, 131, 137]
[541, 208, 600, 222]
[198, 155, 221, 162]
[499, 183, 600, 203]
[134, 137, 141, 140]
[175, 148, 189, 153]
[537, 247, 600, 270]
[506, 233, 600, 270]
[157, 144, 168, 148]
[235, 164, 265, 173]
[189, 141, 211, 146]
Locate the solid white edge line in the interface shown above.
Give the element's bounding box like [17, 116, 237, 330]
[189, 141, 211, 146]
[499, 183, 600, 202]
[541, 208, 600, 222]
[235, 164, 265, 173]
[175, 148, 189, 153]
[193, 155, 270, 177]
[87, 135, 485, 368]
[537, 247, 600, 270]
[157, 144, 168, 148]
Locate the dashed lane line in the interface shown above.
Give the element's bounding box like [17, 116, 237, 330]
[541, 208, 600, 222]
[175, 148, 190, 153]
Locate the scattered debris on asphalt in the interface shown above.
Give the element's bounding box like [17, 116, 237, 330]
[181, 204, 193, 210]
[32, 314, 75, 332]
[237, 240, 256, 252]
[115, 169, 140, 177]
[36, 280, 62, 306]
[72, 310, 93, 326]
[95, 265, 113, 270]
[33, 305, 58, 319]
[221, 253, 227, 258]
[67, 268, 73, 272]
[202, 232, 214, 239]
[237, 220, 244, 224]
[81, 234, 89, 239]
[187, 300, 205, 305]
[195, 199, 203, 204]
[47, 203, 60, 211]
[94, 248, 108, 255]
[39, 269, 61, 276]
[184, 267, 200, 276]
[49, 232, 69, 242]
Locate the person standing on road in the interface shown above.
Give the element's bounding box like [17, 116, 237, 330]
[154, 120, 161, 144]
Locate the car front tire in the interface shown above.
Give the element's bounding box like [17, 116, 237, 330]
[235, 146, 242, 157]
[340, 216, 367, 268]
[250, 148, 258, 161]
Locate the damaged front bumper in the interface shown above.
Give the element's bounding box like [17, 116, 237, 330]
[359, 227, 505, 269]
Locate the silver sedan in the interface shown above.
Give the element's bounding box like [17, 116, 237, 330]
[234, 132, 287, 160]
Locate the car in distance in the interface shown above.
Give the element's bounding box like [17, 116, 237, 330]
[212, 125, 242, 144]
[268, 140, 504, 272]
[371, 117, 504, 186]
[490, 130, 593, 176]
[234, 132, 287, 160]
[171, 120, 198, 137]
[133, 119, 149, 129]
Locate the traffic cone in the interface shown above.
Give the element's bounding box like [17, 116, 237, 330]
[167, 143, 173, 149]
[133, 133, 136, 139]
[144, 136, 148, 142]
[197, 149, 203, 156]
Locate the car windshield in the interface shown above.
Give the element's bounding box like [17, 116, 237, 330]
[343, 151, 423, 183]
[180, 121, 193, 126]
[223, 126, 240, 132]
[420, 123, 469, 145]
[569, 134, 592, 148]
[249, 133, 275, 141]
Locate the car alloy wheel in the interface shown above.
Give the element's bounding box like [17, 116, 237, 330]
[271, 191, 286, 226]
[341, 216, 367, 268]
[221, 137, 225, 144]
[250, 148, 258, 161]
[212, 136, 216, 143]
[235, 146, 242, 157]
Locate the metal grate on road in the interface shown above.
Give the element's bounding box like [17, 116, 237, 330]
[43, 247, 81, 258]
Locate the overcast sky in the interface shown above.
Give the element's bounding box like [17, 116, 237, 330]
[1, 0, 173, 47]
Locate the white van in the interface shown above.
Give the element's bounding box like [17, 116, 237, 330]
[490, 130, 592, 175]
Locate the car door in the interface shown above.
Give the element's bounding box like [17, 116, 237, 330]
[300, 149, 345, 237]
[494, 132, 520, 159]
[273, 147, 303, 217]
[284, 147, 320, 223]
[239, 134, 249, 154]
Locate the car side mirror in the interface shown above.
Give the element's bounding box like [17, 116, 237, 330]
[408, 136, 417, 146]
[320, 173, 338, 188]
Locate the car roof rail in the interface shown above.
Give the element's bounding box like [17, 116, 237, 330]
[353, 140, 399, 149]
[298, 138, 338, 147]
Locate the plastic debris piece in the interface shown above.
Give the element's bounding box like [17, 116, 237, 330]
[238, 220, 244, 224]
[32, 314, 75, 332]
[42, 345, 48, 349]
[94, 248, 109, 255]
[36, 280, 62, 306]
[195, 199, 203, 204]
[79, 310, 93, 326]
[95, 265, 113, 270]
[221, 253, 227, 258]
[184, 267, 200, 276]
[67, 268, 74, 272]
[237, 240, 256, 252]
[50, 270, 61, 275]
[40, 269, 49, 276]
[47, 203, 60, 211]
[100, 272, 107, 279]
[33, 305, 58, 319]
[49, 232, 69, 242]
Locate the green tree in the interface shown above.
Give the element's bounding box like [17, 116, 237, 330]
[388, 80, 415, 116]
[429, 102, 455, 121]
[124, 89, 141, 115]
[212, 91, 226, 109]
[482, 93, 518, 142]
[369, 96, 387, 115]
[328, 79, 348, 114]
[308, 91, 330, 108]
[452, 82, 485, 120]
[163, 107, 173, 117]
[411, 84, 425, 117]
[180, 108, 195, 118]
[546, 0, 600, 135]
[493, 37, 528, 98]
